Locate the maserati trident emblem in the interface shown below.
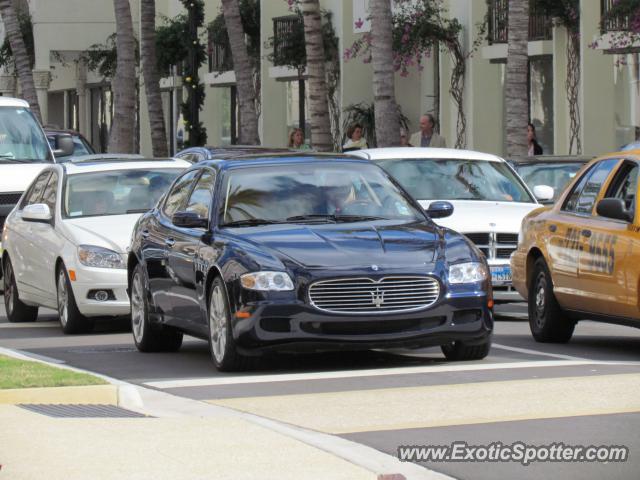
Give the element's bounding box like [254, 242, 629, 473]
[371, 288, 385, 308]
[371, 264, 379, 271]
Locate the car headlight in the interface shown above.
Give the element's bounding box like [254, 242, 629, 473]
[78, 245, 125, 269]
[240, 271, 294, 291]
[448, 262, 488, 284]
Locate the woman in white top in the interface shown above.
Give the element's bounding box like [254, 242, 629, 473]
[343, 123, 368, 151]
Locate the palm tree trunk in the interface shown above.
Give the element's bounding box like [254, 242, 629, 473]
[0, 0, 41, 122]
[300, 0, 331, 152]
[109, 0, 137, 153]
[221, 0, 259, 145]
[505, 0, 529, 157]
[141, 0, 168, 157]
[369, 0, 400, 148]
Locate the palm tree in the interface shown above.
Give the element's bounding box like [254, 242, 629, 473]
[299, 0, 331, 152]
[505, 0, 529, 157]
[369, 0, 400, 148]
[109, 0, 137, 153]
[141, 0, 168, 156]
[0, 0, 41, 121]
[222, 0, 259, 145]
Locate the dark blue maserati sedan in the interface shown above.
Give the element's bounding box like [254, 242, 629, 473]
[127, 154, 493, 371]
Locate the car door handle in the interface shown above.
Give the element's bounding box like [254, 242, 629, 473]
[165, 238, 176, 247]
[581, 229, 592, 238]
[548, 224, 557, 233]
[141, 229, 150, 238]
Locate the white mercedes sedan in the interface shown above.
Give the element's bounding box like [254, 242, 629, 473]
[351, 148, 554, 300]
[2, 157, 190, 333]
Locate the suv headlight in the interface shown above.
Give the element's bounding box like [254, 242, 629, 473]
[448, 262, 488, 284]
[78, 245, 125, 269]
[240, 271, 294, 291]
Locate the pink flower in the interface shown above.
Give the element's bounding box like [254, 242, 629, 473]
[355, 18, 364, 29]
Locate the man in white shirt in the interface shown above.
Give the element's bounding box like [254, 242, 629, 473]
[409, 114, 447, 148]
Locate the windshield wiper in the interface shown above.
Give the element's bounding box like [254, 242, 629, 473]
[222, 218, 283, 227]
[126, 208, 150, 214]
[334, 215, 388, 222]
[286, 214, 388, 223]
[286, 214, 337, 223]
[0, 156, 31, 163]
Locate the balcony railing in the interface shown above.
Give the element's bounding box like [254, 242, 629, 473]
[487, 0, 553, 45]
[601, 0, 631, 33]
[272, 15, 303, 67]
[208, 33, 233, 72]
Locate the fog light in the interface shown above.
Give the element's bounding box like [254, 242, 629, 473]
[94, 290, 109, 302]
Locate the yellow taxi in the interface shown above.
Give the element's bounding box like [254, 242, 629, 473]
[511, 149, 640, 342]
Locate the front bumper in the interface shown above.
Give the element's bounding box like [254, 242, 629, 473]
[70, 266, 130, 317]
[231, 293, 493, 354]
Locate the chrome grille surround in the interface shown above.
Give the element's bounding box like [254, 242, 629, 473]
[308, 276, 441, 315]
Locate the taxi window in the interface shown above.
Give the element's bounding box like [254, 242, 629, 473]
[605, 161, 638, 214]
[563, 159, 618, 215]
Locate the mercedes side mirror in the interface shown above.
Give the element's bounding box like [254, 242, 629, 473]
[596, 198, 633, 222]
[51, 133, 75, 158]
[22, 203, 52, 223]
[533, 185, 555, 203]
[426, 201, 454, 219]
[172, 211, 208, 229]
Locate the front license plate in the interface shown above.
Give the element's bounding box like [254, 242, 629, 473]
[491, 266, 512, 284]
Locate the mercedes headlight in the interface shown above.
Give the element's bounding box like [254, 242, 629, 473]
[240, 271, 294, 291]
[78, 245, 125, 269]
[448, 262, 488, 284]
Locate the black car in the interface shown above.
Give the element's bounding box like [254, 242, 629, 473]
[128, 154, 493, 370]
[45, 128, 95, 159]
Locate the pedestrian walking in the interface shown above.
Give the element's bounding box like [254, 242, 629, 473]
[409, 114, 446, 148]
[527, 123, 543, 156]
[342, 123, 368, 152]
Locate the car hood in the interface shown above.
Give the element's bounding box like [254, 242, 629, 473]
[227, 221, 441, 269]
[419, 200, 541, 233]
[0, 163, 50, 192]
[63, 214, 142, 253]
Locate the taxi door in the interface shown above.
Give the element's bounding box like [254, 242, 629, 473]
[544, 158, 619, 310]
[577, 160, 638, 318]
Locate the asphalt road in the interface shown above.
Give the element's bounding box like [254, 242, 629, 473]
[1, 301, 639, 480]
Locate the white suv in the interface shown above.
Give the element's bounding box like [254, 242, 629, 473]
[352, 148, 553, 300]
[2, 157, 190, 333]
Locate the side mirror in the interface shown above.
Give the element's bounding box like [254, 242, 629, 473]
[596, 198, 633, 222]
[426, 201, 454, 219]
[51, 134, 75, 158]
[172, 211, 208, 229]
[533, 185, 555, 203]
[22, 203, 52, 223]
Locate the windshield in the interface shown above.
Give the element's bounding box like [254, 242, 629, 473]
[377, 158, 535, 203]
[64, 168, 182, 218]
[220, 162, 423, 225]
[0, 107, 51, 163]
[514, 162, 583, 200]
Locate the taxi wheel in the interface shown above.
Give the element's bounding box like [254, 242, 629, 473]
[207, 277, 251, 372]
[441, 338, 491, 361]
[57, 267, 94, 334]
[528, 259, 575, 343]
[3, 257, 38, 322]
[130, 263, 183, 352]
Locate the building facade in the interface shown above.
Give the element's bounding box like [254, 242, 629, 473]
[2, 0, 638, 158]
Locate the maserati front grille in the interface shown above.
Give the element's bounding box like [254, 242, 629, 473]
[308, 276, 440, 314]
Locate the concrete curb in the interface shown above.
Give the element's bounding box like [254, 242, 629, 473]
[0, 346, 454, 480]
[0, 384, 118, 405]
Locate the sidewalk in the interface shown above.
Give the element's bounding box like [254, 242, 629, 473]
[0, 347, 448, 480]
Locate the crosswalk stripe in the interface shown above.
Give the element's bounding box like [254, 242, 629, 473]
[206, 373, 640, 434]
[144, 359, 603, 389]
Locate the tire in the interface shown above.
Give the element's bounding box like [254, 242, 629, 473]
[57, 266, 94, 334]
[130, 263, 183, 352]
[207, 277, 251, 371]
[3, 257, 38, 322]
[528, 258, 575, 343]
[441, 338, 491, 361]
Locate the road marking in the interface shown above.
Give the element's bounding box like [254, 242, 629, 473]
[492, 343, 590, 361]
[207, 373, 640, 434]
[145, 359, 599, 389]
[0, 321, 58, 329]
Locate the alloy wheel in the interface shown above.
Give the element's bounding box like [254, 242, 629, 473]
[534, 273, 547, 329]
[57, 271, 69, 328]
[209, 285, 227, 364]
[131, 271, 145, 343]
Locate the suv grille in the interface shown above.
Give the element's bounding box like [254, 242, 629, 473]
[465, 232, 518, 261]
[308, 276, 440, 314]
[0, 192, 22, 205]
